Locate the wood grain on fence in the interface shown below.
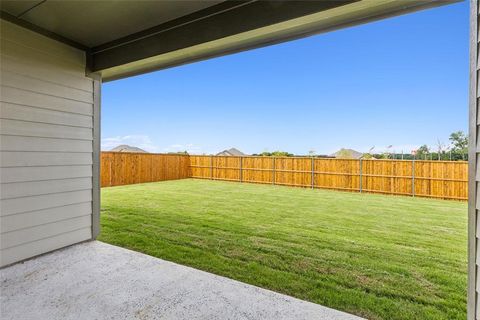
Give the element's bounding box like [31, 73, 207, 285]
[101, 152, 190, 187]
[101, 153, 468, 200]
[189, 155, 468, 200]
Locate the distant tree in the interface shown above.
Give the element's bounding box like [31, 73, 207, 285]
[255, 151, 294, 157]
[252, 151, 269, 156]
[416, 145, 430, 160]
[449, 131, 468, 160]
[271, 151, 294, 157]
[436, 139, 446, 160]
[308, 150, 316, 156]
[385, 145, 393, 159]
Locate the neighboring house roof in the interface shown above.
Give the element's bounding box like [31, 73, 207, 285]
[111, 144, 147, 153]
[216, 148, 246, 156]
[331, 148, 363, 159]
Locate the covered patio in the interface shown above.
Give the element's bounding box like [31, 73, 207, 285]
[0, 0, 475, 319]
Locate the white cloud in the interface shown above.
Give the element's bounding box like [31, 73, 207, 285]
[163, 143, 204, 154]
[101, 135, 159, 152]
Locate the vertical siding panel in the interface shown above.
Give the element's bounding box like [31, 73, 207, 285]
[469, 1, 478, 318]
[0, 20, 95, 267]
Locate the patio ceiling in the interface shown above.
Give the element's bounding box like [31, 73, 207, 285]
[0, 0, 459, 81]
[0, 0, 224, 47]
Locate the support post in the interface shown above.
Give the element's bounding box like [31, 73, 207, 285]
[210, 155, 213, 180]
[412, 159, 415, 197]
[272, 157, 276, 185]
[359, 158, 363, 193]
[311, 157, 315, 189]
[239, 157, 243, 182]
[91, 73, 101, 239]
[468, 2, 478, 317]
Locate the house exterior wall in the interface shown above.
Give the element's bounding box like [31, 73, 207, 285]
[0, 20, 98, 267]
[470, 1, 479, 319]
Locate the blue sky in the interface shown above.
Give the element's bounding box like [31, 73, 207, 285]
[102, 1, 468, 155]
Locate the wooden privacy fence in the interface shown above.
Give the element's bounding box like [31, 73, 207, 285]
[101, 152, 468, 200]
[189, 156, 468, 201]
[101, 152, 190, 187]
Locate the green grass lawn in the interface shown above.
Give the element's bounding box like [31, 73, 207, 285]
[99, 179, 467, 320]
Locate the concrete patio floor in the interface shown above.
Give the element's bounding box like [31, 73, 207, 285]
[1, 241, 362, 320]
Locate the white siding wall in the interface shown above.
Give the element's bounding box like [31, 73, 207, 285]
[471, 1, 479, 319]
[0, 20, 95, 267]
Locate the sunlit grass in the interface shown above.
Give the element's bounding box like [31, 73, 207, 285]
[99, 179, 467, 320]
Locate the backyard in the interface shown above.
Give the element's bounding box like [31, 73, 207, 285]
[99, 179, 467, 320]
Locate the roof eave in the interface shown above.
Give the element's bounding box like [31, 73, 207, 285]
[97, 0, 459, 82]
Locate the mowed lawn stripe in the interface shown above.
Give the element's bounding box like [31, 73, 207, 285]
[99, 179, 467, 320]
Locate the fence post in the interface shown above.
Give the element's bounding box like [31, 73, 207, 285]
[239, 156, 243, 182]
[272, 157, 276, 185]
[412, 159, 415, 197]
[311, 157, 315, 189]
[359, 158, 363, 193]
[210, 155, 213, 180]
[109, 156, 112, 187]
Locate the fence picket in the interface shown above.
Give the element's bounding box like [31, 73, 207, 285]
[101, 152, 468, 200]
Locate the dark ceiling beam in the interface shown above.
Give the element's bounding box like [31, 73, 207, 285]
[90, 0, 357, 72]
[0, 10, 89, 51]
[16, 0, 46, 18]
